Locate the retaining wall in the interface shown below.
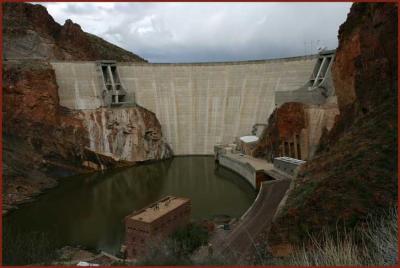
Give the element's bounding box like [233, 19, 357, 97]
[218, 154, 256, 188]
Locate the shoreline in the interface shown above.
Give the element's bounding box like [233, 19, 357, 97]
[2, 156, 173, 216]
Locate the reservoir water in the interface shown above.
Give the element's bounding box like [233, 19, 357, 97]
[4, 156, 256, 257]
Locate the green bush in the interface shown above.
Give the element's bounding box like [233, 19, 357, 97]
[136, 222, 209, 265]
[170, 223, 209, 257]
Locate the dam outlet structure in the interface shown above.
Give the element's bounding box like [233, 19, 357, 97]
[51, 50, 336, 158]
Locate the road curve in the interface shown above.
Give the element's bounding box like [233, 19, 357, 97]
[214, 178, 291, 262]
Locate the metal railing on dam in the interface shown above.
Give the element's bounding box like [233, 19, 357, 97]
[51, 55, 319, 155]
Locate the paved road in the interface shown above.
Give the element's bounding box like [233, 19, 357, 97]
[209, 178, 291, 263]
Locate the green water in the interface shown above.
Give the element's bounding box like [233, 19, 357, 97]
[3, 156, 255, 256]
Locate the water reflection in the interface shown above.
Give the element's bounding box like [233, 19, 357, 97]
[4, 156, 255, 254]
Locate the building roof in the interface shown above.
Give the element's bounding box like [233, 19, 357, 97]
[129, 196, 190, 223]
[239, 135, 259, 143]
[274, 156, 306, 165]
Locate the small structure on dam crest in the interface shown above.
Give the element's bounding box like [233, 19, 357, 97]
[123, 196, 191, 259]
[273, 156, 305, 176]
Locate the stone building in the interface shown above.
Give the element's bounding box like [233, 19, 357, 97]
[123, 196, 191, 259]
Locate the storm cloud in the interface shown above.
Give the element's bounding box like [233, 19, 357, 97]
[37, 2, 352, 63]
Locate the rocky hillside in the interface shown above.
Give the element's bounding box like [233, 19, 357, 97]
[3, 60, 87, 213]
[3, 2, 146, 62]
[267, 2, 397, 255]
[2, 3, 171, 214]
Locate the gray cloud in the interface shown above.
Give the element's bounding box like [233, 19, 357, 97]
[37, 2, 352, 63]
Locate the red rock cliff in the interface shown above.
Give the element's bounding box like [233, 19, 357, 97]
[3, 60, 89, 213]
[252, 102, 306, 160]
[267, 2, 397, 255]
[252, 101, 338, 161]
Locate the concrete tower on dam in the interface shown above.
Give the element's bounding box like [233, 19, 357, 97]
[51, 50, 336, 156]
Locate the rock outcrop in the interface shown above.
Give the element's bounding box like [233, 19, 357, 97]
[80, 107, 172, 163]
[2, 3, 170, 214]
[252, 101, 338, 161]
[267, 2, 397, 255]
[3, 60, 88, 213]
[3, 2, 146, 62]
[252, 102, 306, 160]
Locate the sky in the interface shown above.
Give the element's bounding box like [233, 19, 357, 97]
[37, 2, 352, 63]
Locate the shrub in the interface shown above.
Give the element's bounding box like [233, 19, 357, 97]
[136, 222, 209, 265]
[170, 222, 209, 257]
[136, 239, 193, 266]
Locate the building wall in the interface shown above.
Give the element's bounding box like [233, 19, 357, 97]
[124, 201, 191, 259]
[51, 56, 317, 155]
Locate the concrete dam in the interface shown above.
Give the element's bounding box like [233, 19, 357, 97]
[51, 52, 335, 156]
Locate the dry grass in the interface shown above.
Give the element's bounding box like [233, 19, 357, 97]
[188, 207, 398, 266]
[362, 207, 398, 265]
[287, 207, 398, 266]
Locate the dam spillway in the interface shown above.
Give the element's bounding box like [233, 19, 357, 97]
[51, 55, 327, 155]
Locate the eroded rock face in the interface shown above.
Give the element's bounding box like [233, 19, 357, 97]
[252, 101, 338, 161]
[3, 60, 89, 213]
[252, 102, 306, 160]
[332, 3, 397, 114]
[267, 2, 397, 255]
[80, 107, 172, 162]
[3, 2, 147, 62]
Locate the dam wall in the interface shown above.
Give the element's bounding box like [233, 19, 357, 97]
[51, 56, 319, 155]
[51, 62, 104, 110]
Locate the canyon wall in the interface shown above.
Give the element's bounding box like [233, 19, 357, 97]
[267, 2, 397, 255]
[52, 56, 318, 155]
